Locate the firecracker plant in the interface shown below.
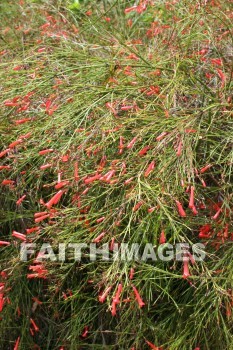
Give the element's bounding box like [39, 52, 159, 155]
[0, 0, 232, 349]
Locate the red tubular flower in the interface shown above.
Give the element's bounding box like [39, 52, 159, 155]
[109, 237, 115, 251]
[13, 337, 20, 350]
[126, 53, 139, 61]
[0, 165, 11, 171]
[61, 154, 69, 162]
[159, 231, 166, 244]
[98, 286, 112, 303]
[156, 132, 168, 141]
[205, 72, 213, 80]
[191, 205, 198, 215]
[29, 264, 48, 277]
[27, 273, 47, 279]
[81, 326, 89, 338]
[121, 161, 127, 175]
[14, 118, 32, 125]
[124, 177, 134, 185]
[17, 102, 30, 112]
[124, 66, 134, 76]
[145, 340, 160, 350]
[74, 161, 79, 181]
[101, 170, 115, 182]
[199, 224, 211, 238]
[4, 101, 18, 106]
[148, 207, 156, 213]
[12, 231, 26, 241]
[144, 161, 155, 177]
[45, 190, 64, 209]
[38, 47, 46, 53]
[182, 260, 190, 279]
[217, 68, 226, 87]
[40, 22, 50, 30]
[185, 129, 197, 133]
[98, 156, 107, 171]
[118, 136, 124, 154]
[127, 137, 137, 149]
[175, 200, 186, 217]
[0, 241, 10, 246]
[121, 105, 134, 111]
[200, 164, 212, 173]
[176, 139, 183, 156]
[32, 297, 42, 305]
[26, 227, 40, 234]
[16, 195, 26, 206]
[188, 252, 195, 265]
[188, 186, 195, 208]
[0, 292, 5, 312]
[129, 268, 135, 280]
[224, 224, 229, 239]
[146, 86, 160, 96]
[138, 145, 150, 156]
[132, 285, 145, 308]
[2, 179, 15, 186]
[149, 69, 161, 77]
[81, 188, 89, 196]
[84, 174, 101, 184]
[30, 318, 39, 332]
[96, 216, 105, 223]
[0, 149, 10, 158]
[211, 58, 222, 66]
[133, 201, 143, 212]
[30, 264, 45, 273]
[40, 163, 52, 170]
[196, 48, 209, 56]
[92, 232, 106, 243]
[111, 300, 117, 316]
[38, 149, 54, 155]
[212, 208, 221, 220]
[55, 181, 70, 190]
[34, 214, 50, 223]
[200, 178, 207, 187]
[34, 212, 48, 218]
[111, 283, 123, 316]
[106, 102, 117, 115]
[20, 132, 32, 140]
[198, 202, 206, 210]
[113, 283, 123, 304]
[124, 6, 137, 14]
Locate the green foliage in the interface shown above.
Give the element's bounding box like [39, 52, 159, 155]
[68, 0, 81, 11]
[0, 0, 232, 349]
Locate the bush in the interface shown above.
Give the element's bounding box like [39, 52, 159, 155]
[0, 0, 232, 349]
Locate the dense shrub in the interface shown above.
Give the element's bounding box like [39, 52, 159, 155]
[0, 0, 232, 349]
